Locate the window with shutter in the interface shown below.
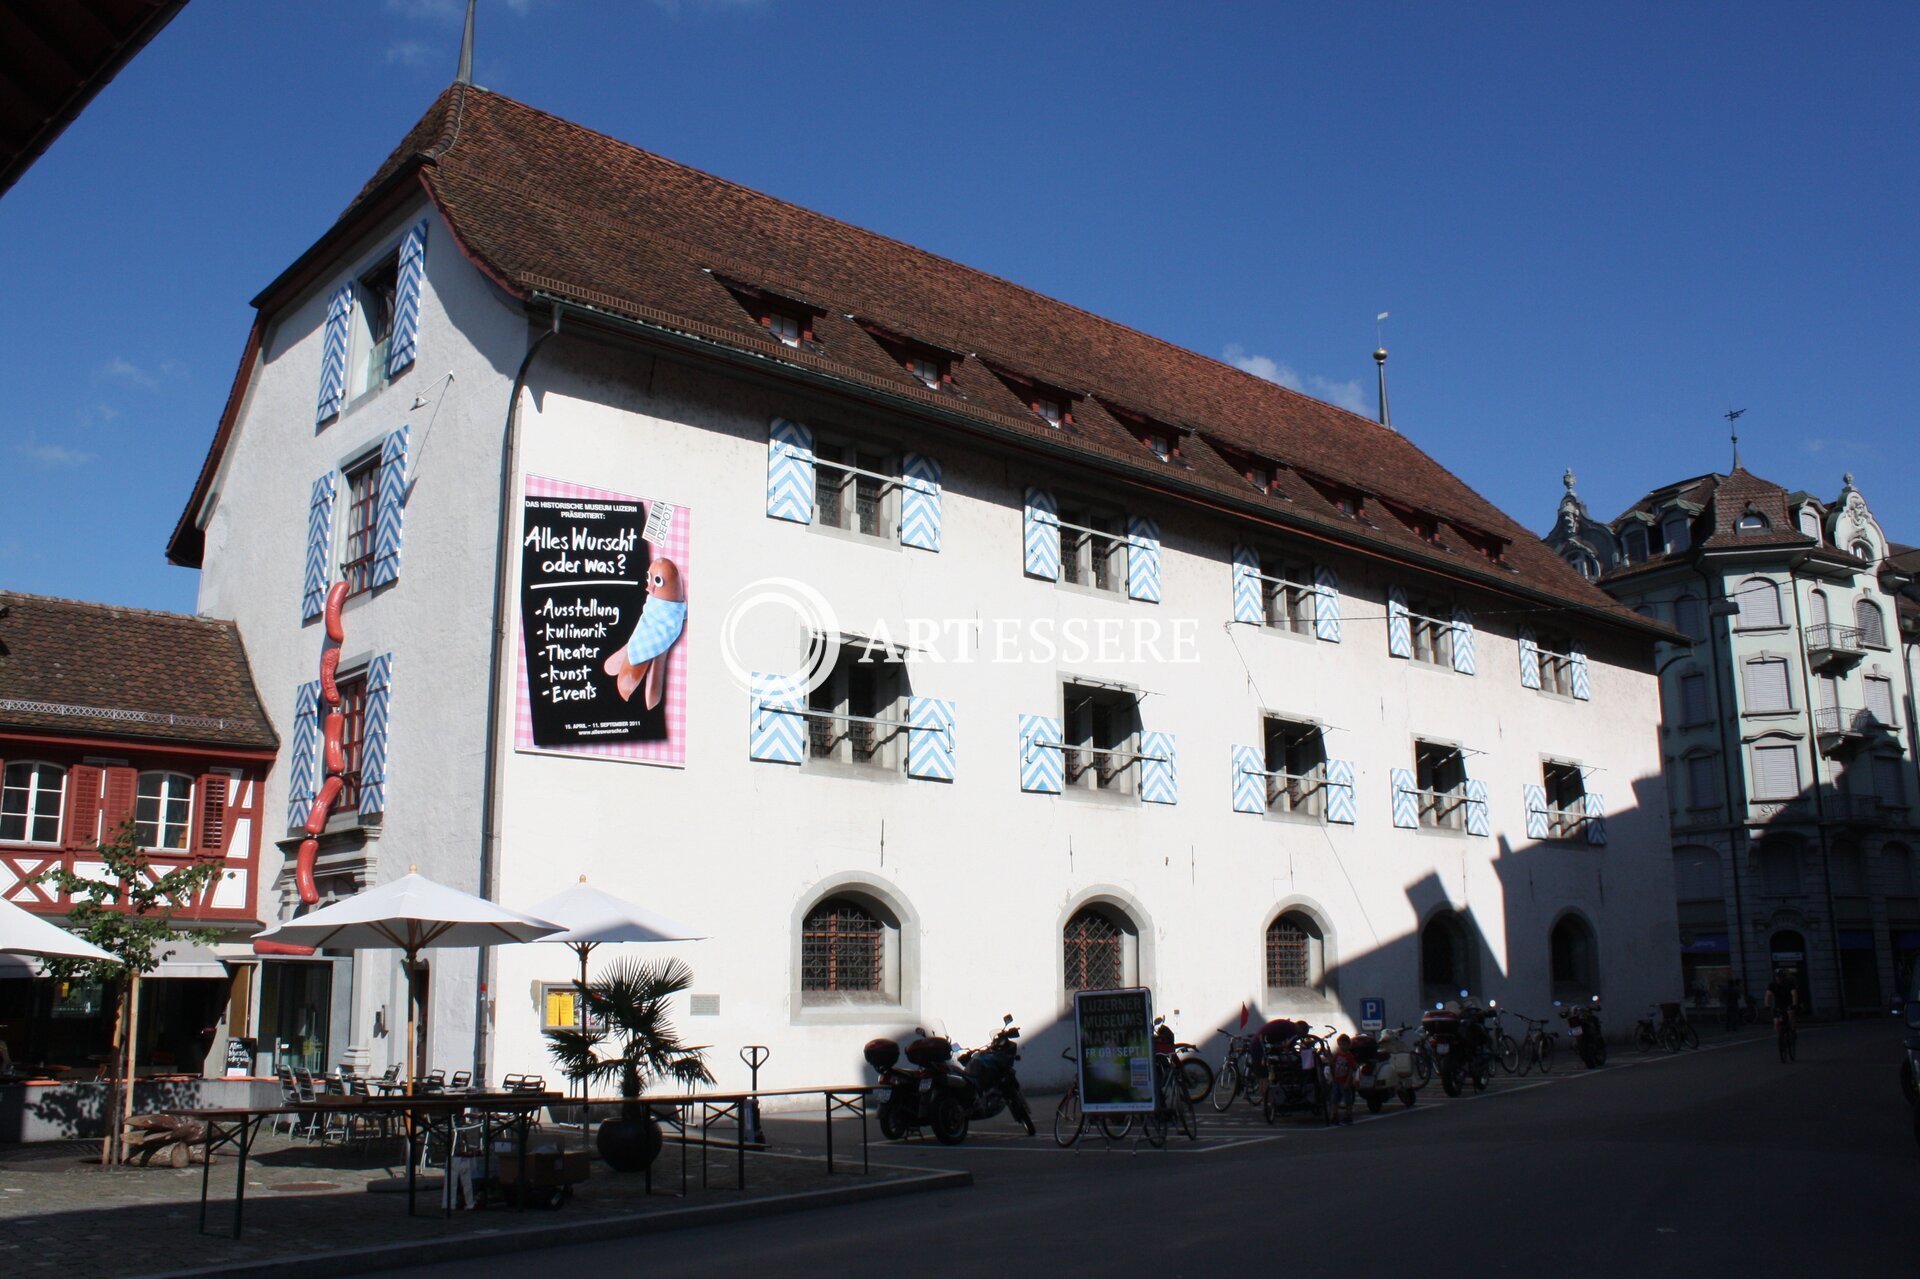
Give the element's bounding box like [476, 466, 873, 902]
[1674, 595, 1706, 640]
[1855, 599, 1887, 648]
[1865, 677, 1895, 726]
[1873, 756, 1905, 807]
[1680, 672, 1710, 725]
[1742, 658, 1792, 712]
[0, 762, 65, 844]
[193, 772, 230, 854]
[1686, 754, 1718, 808]
[1750, 743, 1800, 800]
[1735, 577, 1782, 628]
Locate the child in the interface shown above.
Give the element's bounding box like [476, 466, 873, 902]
[1329, 1034, 1357, 1126]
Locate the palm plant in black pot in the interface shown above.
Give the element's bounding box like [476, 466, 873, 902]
[544, 956, 713, 1171]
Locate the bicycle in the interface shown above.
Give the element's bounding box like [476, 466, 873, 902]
[1053, 1049, 1137, 1147]
[1490, 1009, 1523, 1075]
[1208, 1029, 1259, 1112]
[1512, 1014, 1557, 1075]
[1775, 1013, 1797, 1064]
[1141, 1052, 1199, 1147]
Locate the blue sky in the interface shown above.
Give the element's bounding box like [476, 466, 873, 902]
[3, 1, 1915, 612]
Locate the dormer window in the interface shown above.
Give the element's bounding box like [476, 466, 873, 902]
[856, 318, 957, 391]
[766, 308, 806, 348]
[1737, 510, 1770, 533]
[1385, 501, 1440, 543]
[1143, 431, 1173, 461]
[1245, 465, 1272, 494]
[1303, 475, 1364, 520]
[907, 355, 944, 388]
[1623, 526, 1649, 563]
[1034, 396, 1066, 427]
[1662, 513, 1691, 554]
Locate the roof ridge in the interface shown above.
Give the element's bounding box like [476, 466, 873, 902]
[461, 89, 1389, 435]
[0, 590, 229, 628]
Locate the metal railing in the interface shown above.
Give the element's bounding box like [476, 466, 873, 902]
[1804, 623, 1865, 660]
[1812, 705, 1880, 737]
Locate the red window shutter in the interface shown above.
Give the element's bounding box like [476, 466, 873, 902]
[65, 765, 103, 850]
[193, 772, 229, 855]
[99, 767, 138, 845]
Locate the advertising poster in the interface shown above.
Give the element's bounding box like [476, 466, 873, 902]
[515, 475, 689, 767]
[1073, 987, 1155, 1113]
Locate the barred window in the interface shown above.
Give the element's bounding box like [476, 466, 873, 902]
[333, 674, 369, 812]
[1265, 912, 1323, 991]
[1063, 907, 1126, 992]
[801, 899, 885, 994]
[341, 451, 382, 597]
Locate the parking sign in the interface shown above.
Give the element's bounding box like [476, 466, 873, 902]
[1359, 997, 1384, 1032]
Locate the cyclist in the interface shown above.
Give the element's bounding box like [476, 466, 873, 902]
[1765, 968, 1799, 1035]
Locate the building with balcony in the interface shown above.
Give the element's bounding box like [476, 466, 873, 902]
[165, 83, 1680, 1087]
[1546, 467, 1920, 1014]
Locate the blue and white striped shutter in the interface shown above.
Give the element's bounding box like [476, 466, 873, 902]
[749, 674, 805, 764]
[1387, 586, 1412, 658]
[1451, 607, 1476, 675]
[315, 284, 351, 424]
[1231, 545, 1262, 623]
[906, 697, 955, 781]
[1523, 784, 1550, 840]
[387, 219, 427, 377]
[1390, 768, 1419, 828]
[1584, 792, 1608, 846]
[359, 654, 394, 817]
[1570, 641, 1592, 701]
[1463, 777, 1490, 837]
[302, 473, 337, 622]
[1018, 714, 1063, 793]
[1519, 627, 1541, 689]
[1324, 758, 1356, 824]
[899, 453, 943, 551]
[369, 426, 410, 588]
[766, 418, 814, 523]
[1313, 565, 1342, 642]
[1140, 731, 1176, 805]
[1231, 745, 1266, 814]
[1126, 517, 1161, 602]
[287, 681, 320, 828]
[1023, 488, 1059, 580]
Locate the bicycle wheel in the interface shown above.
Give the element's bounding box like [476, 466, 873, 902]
[1140, 1105, 1168, 1148]
[1515, 1037, 1535, 1076]
[1209, 1060, 1240, 1112]
[1537, 1035, 1555, 1074]
[1634, 1024, 1658, 1054]
[1097, 1114, 1136, 1140]
[1179, 1057, 1214, 1106]
[1497, 1034, 1521, 1075]
[1053, 1089, 1085, 1147]
[1681, 1022, 1700, 1051]
[1661, 1025, 1683, 1054]
[1173, 1086, 1197, 1141]
[1413, 1046, 1433, 1086]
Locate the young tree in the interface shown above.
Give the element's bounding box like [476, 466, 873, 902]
[33, 821, 222, 1168]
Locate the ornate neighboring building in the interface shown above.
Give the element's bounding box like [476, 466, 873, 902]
[1546, 467, 1920, 1014]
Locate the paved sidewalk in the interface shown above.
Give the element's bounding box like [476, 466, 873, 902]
[0, 1126, 965, 1279]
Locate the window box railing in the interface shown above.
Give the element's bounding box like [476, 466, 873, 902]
[1545, 805, 1590, 839]
[1804, 623, 1865, 667]
[1813, 706, 1882, 741]
[1259, 766, 1327, 818]
[1417, 786, 1468, 830]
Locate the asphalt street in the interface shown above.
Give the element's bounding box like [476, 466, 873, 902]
[389, 1019, 1911, 1278]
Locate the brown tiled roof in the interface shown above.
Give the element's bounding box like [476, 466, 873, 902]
[0, 592, 276, 752]
[181, 85, 1657, 636]
[1601, 468, 1815, 583]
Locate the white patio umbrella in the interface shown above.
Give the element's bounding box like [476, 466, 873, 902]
[253, 868, 560, 1090]
[0, 895, 114, 963]
[527, 875, 707, 1027]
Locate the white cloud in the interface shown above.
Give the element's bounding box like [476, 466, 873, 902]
[386, 38, 435, 66]
[94, 357, 157, 390]
[1222, 343, 1368, 415]
[15, 434, 97, 467]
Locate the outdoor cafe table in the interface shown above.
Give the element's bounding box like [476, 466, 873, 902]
[578, 1084, 882, 1197]
[170, 1091, 559, 1238]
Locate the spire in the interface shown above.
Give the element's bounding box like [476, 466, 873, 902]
[1724, 407, 1745, 471]
[455, 0, 476, 86]
[1373, 347, 1392, 431]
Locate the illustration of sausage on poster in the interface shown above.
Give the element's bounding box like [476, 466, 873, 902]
[516, 476, 690, 767]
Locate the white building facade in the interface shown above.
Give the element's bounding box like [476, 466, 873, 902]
[172, 86, 1679, 1089]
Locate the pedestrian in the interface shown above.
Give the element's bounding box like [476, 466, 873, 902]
[1330, 1034, 1357, 1126]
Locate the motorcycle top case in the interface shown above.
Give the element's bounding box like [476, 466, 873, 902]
[863, 1038, 901, 1072]
[1258, 1018, 1308, 1047]
[905, 1036, 953, 1067]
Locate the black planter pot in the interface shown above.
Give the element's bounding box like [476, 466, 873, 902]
[596, 1107, 663, 1172]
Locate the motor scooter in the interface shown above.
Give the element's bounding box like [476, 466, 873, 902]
[1422, 991, 1496, 1096]
[865, 1029, 972, 1145]
[1351, 1025, 1421, 1112]
[1556, 995, 1608, 1068]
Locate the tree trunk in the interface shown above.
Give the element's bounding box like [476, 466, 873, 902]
[121, 972, 142, 1156]
[99, 976, 128, 1169]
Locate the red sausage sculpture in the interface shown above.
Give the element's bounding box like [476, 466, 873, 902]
[319, 647, 342, 705]
[322, 711, 347, 774]
[324, 581, 348, 643]
[294, 837, 321, 905]
[304, 776, 343, 836]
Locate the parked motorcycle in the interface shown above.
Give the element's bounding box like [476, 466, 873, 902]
[958, 1014, 1036, 1136]
[1351, 1025, 1421, 1112]
[1556, 996, 1608, 1068]
[1258, 1019, 1330, 1124]
[1422, 992, 1496, 1097]
[865, 1029, 973, 1145]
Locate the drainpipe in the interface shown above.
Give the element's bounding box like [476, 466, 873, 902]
[1696, 564, 1752, 987]
[1786, 561, 1842, 1016]
[473, 306, 565, 1083]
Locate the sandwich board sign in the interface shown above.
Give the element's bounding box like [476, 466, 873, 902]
[1072, 987, 1155, 1114]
